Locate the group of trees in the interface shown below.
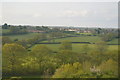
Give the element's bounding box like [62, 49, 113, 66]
[9, 26, 27, 35]
[2, 23, 28, 35]
[47, 32, 66, 42]
[4, 26, 28, 35]
[91, 28, 119, 42]
[3, 44, 27, 76]
[2, 23, 10, 29]
[53, 59, 118, 78]
[36, 26, 52, 33]
[100, 32, 118, 42]
[2, 40, 118, 78]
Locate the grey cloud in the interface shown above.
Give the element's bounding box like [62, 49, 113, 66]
[2, 2, 118, 28]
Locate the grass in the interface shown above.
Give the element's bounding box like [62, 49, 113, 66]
[42, 36, 119, 44]
[108, 45, 119, 51]
[2, 30, 119, 44]
[32, 44, 118, 53]
[2, 29, 10, 33]
[76, 33, 92, 35]
[42, 36, 102, 43]
[107, 38, 119, 44]
[4, 33, 41, 40]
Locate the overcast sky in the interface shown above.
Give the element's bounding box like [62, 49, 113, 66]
[1, 2, 118, 28]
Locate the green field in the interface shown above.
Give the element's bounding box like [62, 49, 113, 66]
[108, 38, 119, 44]
[2, 29, 10, 34]
[76, 33, 92, 35]
[1, 28, 119, 44]
[42, 36, 119, 44]
[4, 33, 40, 40]
[2, 33, 118, 44]
[42, 36, 101, 43]
[32, 44, 118, 53]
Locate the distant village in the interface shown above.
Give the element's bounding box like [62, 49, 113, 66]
[1, 23, 119, 35]
[28, 27, 92, 33]
[26, 25, 118, 35]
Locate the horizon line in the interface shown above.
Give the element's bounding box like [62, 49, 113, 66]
[0, 24, 118, 29]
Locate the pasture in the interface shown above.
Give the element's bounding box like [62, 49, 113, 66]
[108, 38, 119, 44]
[4, 33, 40, 40]
[41, 36, 119, 44]
[2, 29, 10, 34]
[32, 44, 119, 53]
[42, 36, 101, 43]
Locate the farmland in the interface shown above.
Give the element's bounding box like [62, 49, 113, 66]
[1, 1, 119, 79]
[41, 36, 119, 44]
[42, 36, 101, 43]
[32, 44, 119, 53]
[1, 25, 119, 79]
[4, 33, 40, 40]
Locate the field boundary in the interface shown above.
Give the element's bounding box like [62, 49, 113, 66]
[36, 42, 120, 45]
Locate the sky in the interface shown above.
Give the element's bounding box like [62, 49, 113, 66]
[0, 1, 118, 28]
[0, 0, 119, 2]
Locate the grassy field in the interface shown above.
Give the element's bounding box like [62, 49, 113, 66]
[2, 29, 10, 34]
[32, 44, 118, 53]
[76, 33, 92, 35]
[42, 36, 101, 43]
[108, 38, 119, 44]
[42, 36, 119, 44]
[2, 29, 119, 44]
[4, 33, 40, 40]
